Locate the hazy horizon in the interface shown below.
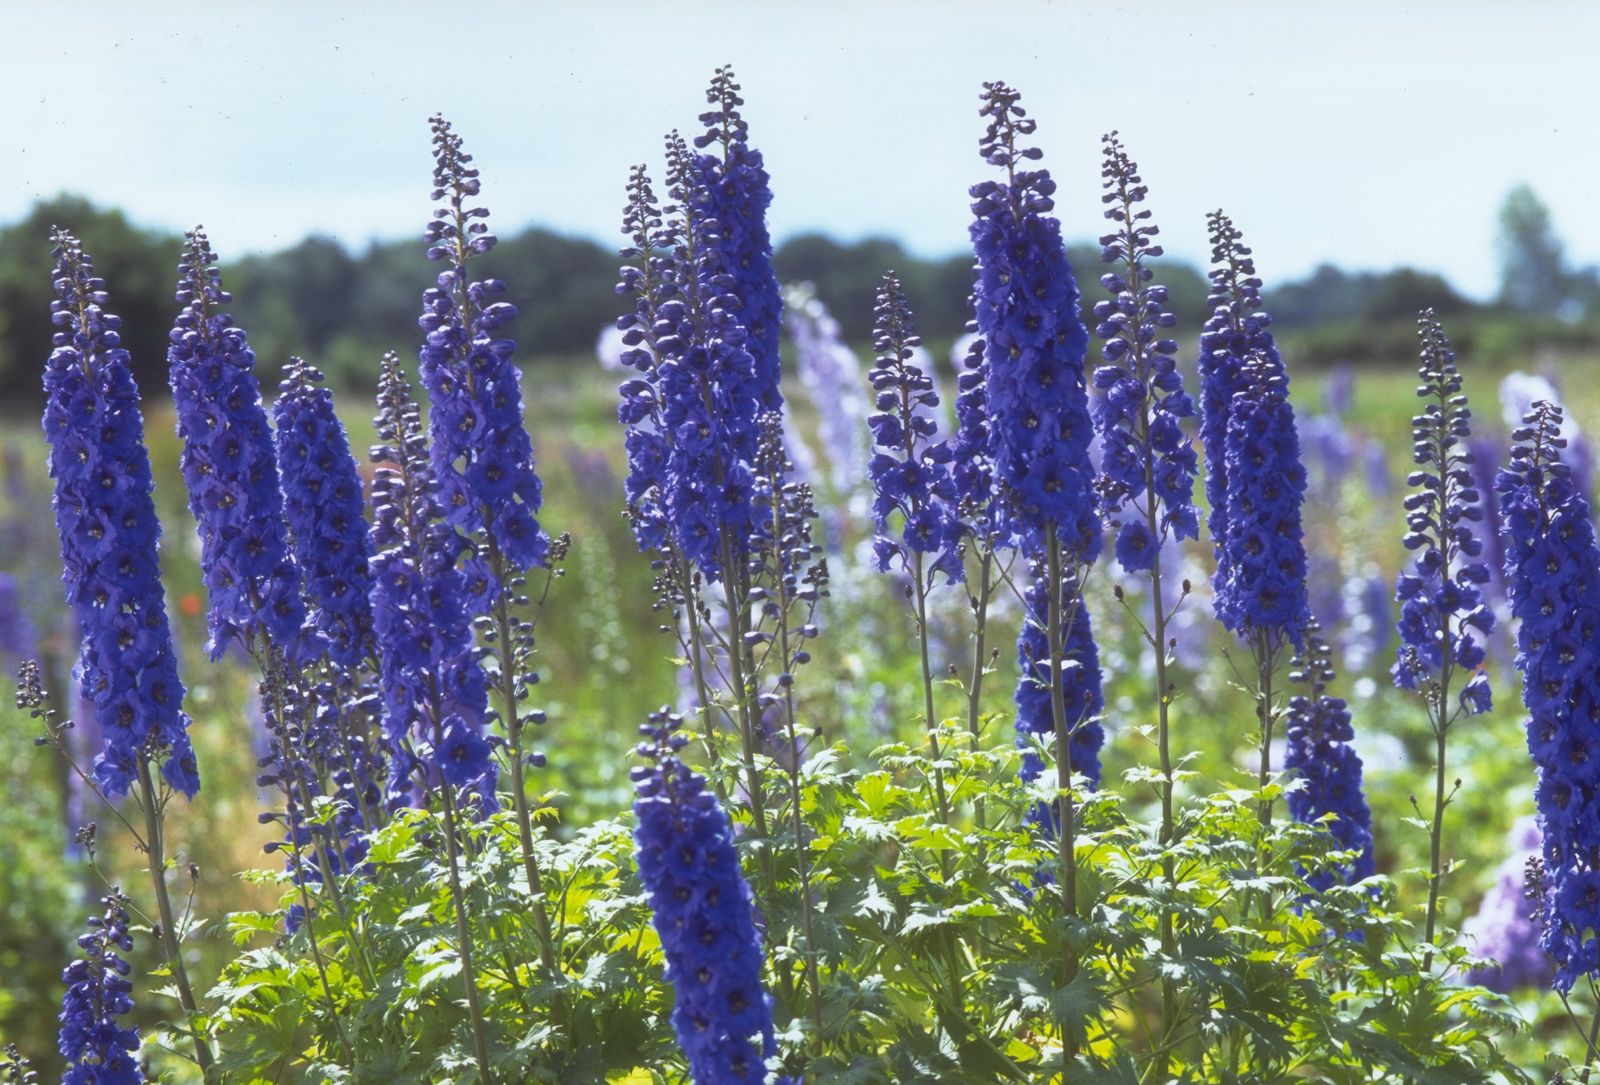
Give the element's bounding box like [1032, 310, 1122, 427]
[6, 2, 1597, 299]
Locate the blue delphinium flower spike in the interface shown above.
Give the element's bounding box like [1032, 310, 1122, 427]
[1091, 132, 1199, 573]
[369, 352, 495, 808]
[273, 357, 376, 671]
[631, 709, 783, 1085]
[693, 66, 784, 415]
[1199, 211, 1289, 621]
[866, 271, 964, 584]
[968, 81, 1098, 559]
[1217, 352, 1311, 645]
[1392, 312, 1494, 711]
[1499, 399, 1600, 991]
[168, 228, 308, 660]
[43, 230, 198, 798]
[617, 133, 764, 580]
[419, 115, 547, 574]
[1284, 626, 1375, 890]
[1014, 560, 1104, 790]
[57, 889, 142, 1085]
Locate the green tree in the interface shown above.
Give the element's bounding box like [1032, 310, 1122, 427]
[1497, 183, 1568, 315]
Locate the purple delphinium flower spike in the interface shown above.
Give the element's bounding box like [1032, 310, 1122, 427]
[631, 709, 784, 1085]
[1090, 132, 1199, 574]
[866, 272, 964, 585]
[273, 357, 376, 671]
[621, 134, 764, 580]
[1199, 212, 1290, 624]
[43, 231, 198, 798]
[369, 353, 495, 808]
[1014, 561, 1104, 790]
[168, 228, 308, 661]
[57, 889, 142, 1085]
[419, 115, 547, 574]
[1284, 626, 1375, 890]
[1217, 352, 1311, 645]
[968, 81, 1098, 560]
[693, 66, 784, 415]
[1392, 313, 1494, 712]
[1499, 400, 1600, 991]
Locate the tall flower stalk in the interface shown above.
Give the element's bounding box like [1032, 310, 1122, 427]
[40, 231, 211, 1073]
[1089, 131, 1199, 1074]
[1200, 216, 1309, 823]
[866, 271, 963, 825]
[419, 114, 560, 981]
[969, 81, 1100, 1059]
[369, 353, 496, 1085]
[1394, 311, 1493, 967]
[1499, 400, 1600, 1073]
[1284, 623, 1375, 890]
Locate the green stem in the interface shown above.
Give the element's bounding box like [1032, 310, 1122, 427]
[438, 781, 496, 1085]
[911, 550, 953, 828]
[135, 759, 214, 1074]
[1043, 528, 1081, 1062]
[486, 544, 559, 983]
[965, 547, 995, 832]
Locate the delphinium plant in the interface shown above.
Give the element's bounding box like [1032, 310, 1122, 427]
[1199, 213, 1310, 820]
[968, 86, 1104, 1062]
[1283, 622, 1375, 891]
[1499, 399, 1600, 1073]
[166, 228, 369, 1064]
[865, 271, 963, 826]
[631, 710, 787, 1085]
[57, 889, 143, 1085]
[35, 230, 212, 1074]
[1393, 309, 1494, 970]
[1089, 128, 1201, 1076]
[367, 351, 500, 1083]
[416, 113, 564, 992]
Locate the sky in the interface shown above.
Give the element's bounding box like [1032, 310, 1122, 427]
[4, 1, 1597, 299]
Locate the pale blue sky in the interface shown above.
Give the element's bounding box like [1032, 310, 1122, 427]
[5, 2, 1596, 298]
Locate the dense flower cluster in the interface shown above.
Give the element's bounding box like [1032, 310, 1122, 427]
[43, 231, 198, 798]
[57, 889, 141, 1085]
[968, 81, 1098, 558]
[369, 354, 494, 806]
[634, 133, 766, 578]
[1014, 563, 1105, 789]
[1393, 313, 1493, 712]
[418, 115, 547, 572]
[631, 711, 781, 1085]
[1283, 628, 1374, 890]
[1090, 132, 1198, 572]
[1215, 353, 1310, 643]
[168, 229, 307, 659]
[865, 272, 963, 583]
[1499, 399, 1600, 990]
[693, 66, 783, 415]
[273, 357, 376, 670]
[1198, 211, 1288, 618]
